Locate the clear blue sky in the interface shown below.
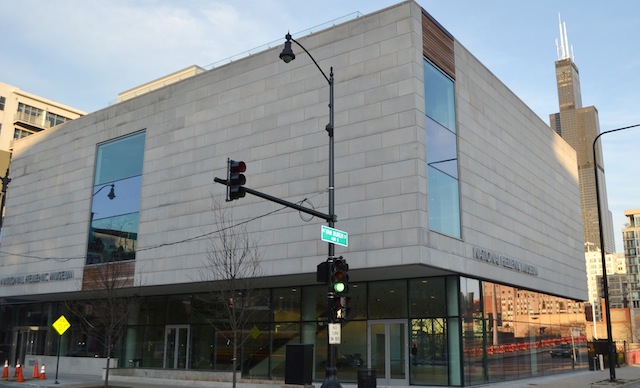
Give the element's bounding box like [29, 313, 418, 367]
[1, 0, 639, 251]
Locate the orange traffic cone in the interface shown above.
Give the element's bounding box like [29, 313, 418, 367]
[39, 364, 46, 380]
[16, 362, 24, 383]
[2, 358, 8, 378]
[32, 359, 39, 379]
[14, 360, 19, 377]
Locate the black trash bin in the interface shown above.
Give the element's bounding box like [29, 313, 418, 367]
[285, 344, 313, 385]
[357, 368, 376, 388]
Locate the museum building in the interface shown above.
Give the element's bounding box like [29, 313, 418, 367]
[0, 1, 588, 386]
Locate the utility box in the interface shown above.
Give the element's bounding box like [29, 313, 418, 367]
[285, 344, 313, 385]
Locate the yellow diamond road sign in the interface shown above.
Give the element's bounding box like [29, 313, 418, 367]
[53, 315, 71, 335]
[251, 325, 260, 340]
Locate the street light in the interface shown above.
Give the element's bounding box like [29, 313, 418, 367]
[280, 32, 339, 388]
[593, 123, 640, 382]
[93, 183, 116, 200]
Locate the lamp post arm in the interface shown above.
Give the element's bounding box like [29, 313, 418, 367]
[593, 123, 640, 147]
[289, 36, 331, 85]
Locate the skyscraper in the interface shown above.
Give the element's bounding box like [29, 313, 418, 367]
[549, 15, 616, 254]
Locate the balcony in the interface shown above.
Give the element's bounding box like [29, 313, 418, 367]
[14, 111, 52, 131]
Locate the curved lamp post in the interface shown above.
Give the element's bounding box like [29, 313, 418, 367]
[280, 33, 339, 388]
[593, 123, 640, 382]
[93, 183, 116, 200]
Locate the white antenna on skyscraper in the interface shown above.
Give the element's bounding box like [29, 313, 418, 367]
[557, 13, 565, 59]
[557, 12, 573, 60]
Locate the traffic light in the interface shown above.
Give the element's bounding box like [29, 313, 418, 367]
[333, 295, 351, 322]
[331, 257, 349, 294]
[227, 159, 246, 201]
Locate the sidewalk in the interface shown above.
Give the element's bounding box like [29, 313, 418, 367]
[478, 365, 640, 388]
[0, 373, 167, 388]
[2, 366, 640, 387]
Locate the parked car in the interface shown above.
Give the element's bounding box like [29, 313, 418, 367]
[550, 343, 573, 358]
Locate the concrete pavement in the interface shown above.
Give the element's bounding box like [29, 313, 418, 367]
[478, 365, 640, 387]
[2, 365, 640, 387]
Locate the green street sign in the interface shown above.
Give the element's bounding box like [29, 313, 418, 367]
[321, 225, 348, 247]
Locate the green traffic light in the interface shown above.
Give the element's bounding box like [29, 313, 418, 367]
[334, 282, 346, 293]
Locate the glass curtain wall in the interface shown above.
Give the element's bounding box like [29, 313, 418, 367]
[475, 281, 588, 384]
[0, 276, 587, 386]
[424, 59, 461, 239]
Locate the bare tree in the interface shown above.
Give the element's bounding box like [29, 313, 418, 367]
[196, 202, 264, 388]
[66, 260, 140, 388]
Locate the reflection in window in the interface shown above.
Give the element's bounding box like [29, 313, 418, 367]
[424, 59, 460, 238]
[425, 64, 456, 131]
[478, 281, 588, 384]
[427, 118, 458, 179]
[87, 131, 145, 264]
[411, 318, 448, 385]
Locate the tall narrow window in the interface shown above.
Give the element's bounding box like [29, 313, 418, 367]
[425, 59, 461, 238]
[87, 131, 145, 264]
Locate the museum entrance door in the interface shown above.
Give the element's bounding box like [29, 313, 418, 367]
[163, 325, 190, 369]
[368, 320, 409, 385]
[11, 327, 47, 365]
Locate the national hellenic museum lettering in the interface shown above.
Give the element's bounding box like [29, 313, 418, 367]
[472, 248, 538, 276]
[0, 270, 74, 286]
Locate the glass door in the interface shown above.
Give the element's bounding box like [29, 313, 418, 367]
[164, 325, 190, 369]
[368, 320, 408, 385]
[11, 327, 47, 365]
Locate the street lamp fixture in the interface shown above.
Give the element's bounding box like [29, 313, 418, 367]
[93, 183, 116, 200]
[280, 32, 339, 388]
[279, 34, 295, 63]
[593, 123, 640, 382]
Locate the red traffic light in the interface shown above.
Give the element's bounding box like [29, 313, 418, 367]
[230, 160, 246, 173]
[227, 159, 247, 201]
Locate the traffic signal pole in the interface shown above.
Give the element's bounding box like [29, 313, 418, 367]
[216, 32, 342, 388]
[213, 178, 334, 223]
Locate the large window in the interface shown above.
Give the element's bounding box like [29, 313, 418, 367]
[46, 112, 71, 127]
[87, 131, 145, 264]
[425, 59, 461, 238]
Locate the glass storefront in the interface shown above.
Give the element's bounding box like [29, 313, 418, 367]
[0, 275, 588, 386]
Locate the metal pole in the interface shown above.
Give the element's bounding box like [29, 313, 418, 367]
[54, 335, 61, 384]
[280, 34, 340, 388]
[592, 123, 640, 382]
[324, 68, 340, 388]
